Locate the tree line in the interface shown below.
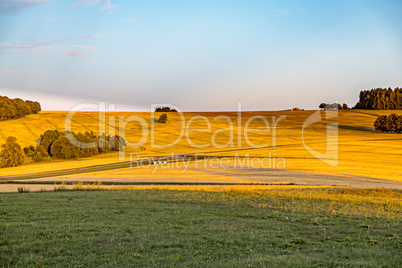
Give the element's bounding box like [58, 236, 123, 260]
[0, 95, 41, 121]
[36, 130, 126, 160]
[155, 106, 177, 112]
[0, 130, 126, 168]
[319, 103, 349, 109]
[354, 88, 402, 110]
[374, 113, 402, 133]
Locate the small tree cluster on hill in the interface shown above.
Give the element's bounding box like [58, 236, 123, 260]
[374, 113, 402, 133]
[354, 88, 402, 110]
[0, 137, 25, 168]
[37, 130, 126, 159]
[319, 103, 346, 110]
[0, 95, 41, 121]
[155, 107, 177, 112]
[158, 113, 168, 123]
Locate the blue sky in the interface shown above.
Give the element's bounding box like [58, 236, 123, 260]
[0, 0, 401, 111]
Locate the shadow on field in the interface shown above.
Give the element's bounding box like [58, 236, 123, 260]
[338, 124, 375, 132]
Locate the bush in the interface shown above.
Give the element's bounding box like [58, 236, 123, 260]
[33, 152, 45, 162]
[319, 103, 342, 110]
[17, 187, 30, 193]
[158, 113, 168, 123]
[0, 137, 25, 168]
[39, 130, 62, 155]
[35, 145, 49, 158]
[374, 113, 402, 133]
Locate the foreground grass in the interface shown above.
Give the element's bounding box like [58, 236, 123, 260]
[0, 190, 401, 267]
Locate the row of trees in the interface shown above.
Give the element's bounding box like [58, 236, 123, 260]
[155, 106, 177, 112]
[0, 130, 128, 168]
[374, 113, 402, 133]
[354, 88, 402, 110]
[36, 130, 126, 159]
[0, 95, 41, 121]
[319, 103, 349, 110]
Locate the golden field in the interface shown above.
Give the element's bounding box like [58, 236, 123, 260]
[0, 109, 401, 186]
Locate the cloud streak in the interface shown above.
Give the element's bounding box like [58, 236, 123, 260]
[0, 34, 103, 58]
[0, 0, 51, 15]
[71, 0, 116, 11]
[19, 49, 90, 58]
[0, 69, 18, 74]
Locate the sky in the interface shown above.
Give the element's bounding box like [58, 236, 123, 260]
[0, 0, 401, 111]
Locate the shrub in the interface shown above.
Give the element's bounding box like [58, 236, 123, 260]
[35, 145, 49, 158]
[158, 113, 168, 123]
[374, 113, 402, 133]
[33, 152, 45, 162]
[0, 137, 25, 168]
[319, 103, 342, 110]
[17, 187, 30, 193]
[39, 130, 62, 155]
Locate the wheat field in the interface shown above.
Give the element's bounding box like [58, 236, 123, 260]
[0, 110, 401, 186]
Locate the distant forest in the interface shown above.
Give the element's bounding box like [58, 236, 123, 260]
[354, 88, 402, 110]
[0, 95, 41, 121]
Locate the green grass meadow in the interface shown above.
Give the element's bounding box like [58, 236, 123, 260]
[0, 190, 400, 267]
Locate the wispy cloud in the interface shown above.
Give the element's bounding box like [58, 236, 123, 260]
[0, 69, 18, 74]
[73, 44, 98, 50]
[71, 0, 116, 11]
[0, 42, 11, 48]
[0, 34, 102, 58]
[0, 0, 51, 15]
[19, 49, 90, 58]
[277, 10, 289, 15]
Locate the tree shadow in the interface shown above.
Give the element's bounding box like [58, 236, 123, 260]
[338, 124, 376, 132]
